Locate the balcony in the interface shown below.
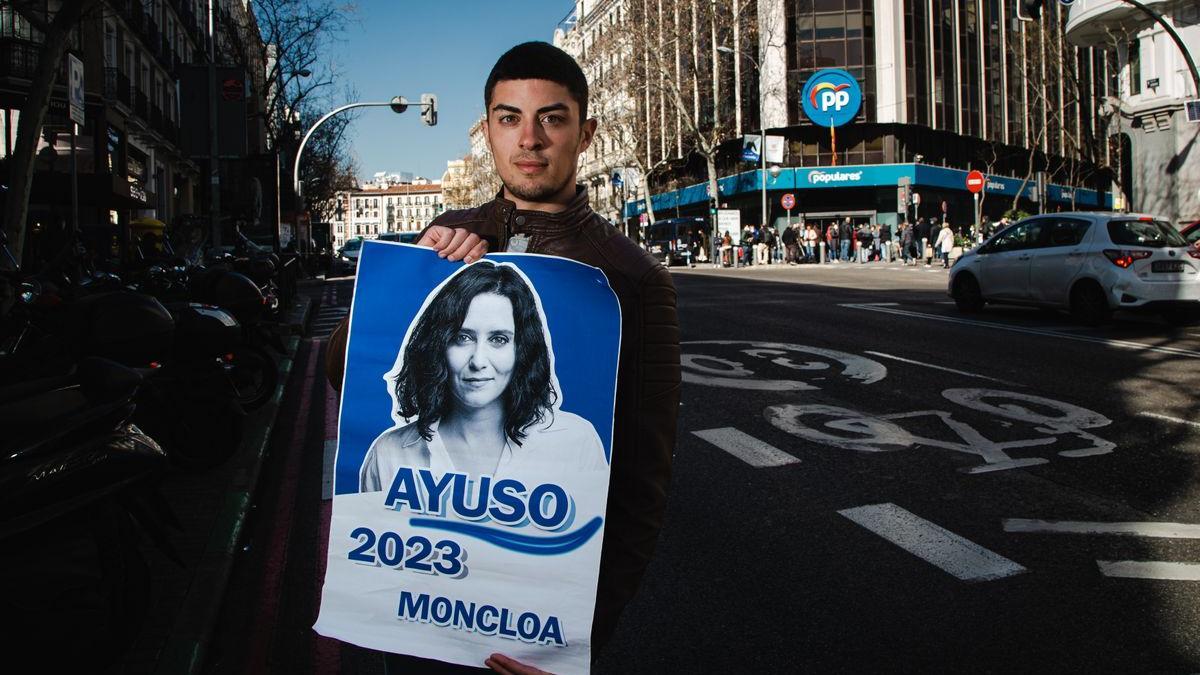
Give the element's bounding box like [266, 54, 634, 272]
[0, 38, 39, 80]
[122, 0, 146, 34]
[103, 67, 134, 108]
[1065, 0, 1169, 47]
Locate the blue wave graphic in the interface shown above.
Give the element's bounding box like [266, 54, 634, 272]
[409, 516, 604, 555]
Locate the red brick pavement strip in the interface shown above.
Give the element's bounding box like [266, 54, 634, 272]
[244, 338, 321, 672]
[313, 366, 342, 671]
[150, 335, 303, 675]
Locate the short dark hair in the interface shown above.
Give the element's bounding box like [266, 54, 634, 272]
[484, 41, 589, 121]
[394, 262, 557, 445]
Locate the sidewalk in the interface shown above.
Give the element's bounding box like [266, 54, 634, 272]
[673, 258, 956, 274]
[109, 293, 313, 675]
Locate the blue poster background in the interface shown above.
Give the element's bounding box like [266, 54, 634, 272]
[334, 242, 621, 496]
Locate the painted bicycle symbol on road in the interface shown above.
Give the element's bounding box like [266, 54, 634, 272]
[682, 342, 1116, 473]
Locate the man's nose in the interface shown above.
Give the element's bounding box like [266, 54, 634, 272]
[518, 119, 545, 150]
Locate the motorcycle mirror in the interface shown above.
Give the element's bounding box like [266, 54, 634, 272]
[19, 280, 40, 304]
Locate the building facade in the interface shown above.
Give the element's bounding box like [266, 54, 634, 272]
[601, 0, 1122, 234]
[0, 0, 272, 266]
[331, 178, 443, 250]
[1067, 0, 1200, 225]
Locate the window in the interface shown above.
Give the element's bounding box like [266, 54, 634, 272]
[1044, 218, 1091, 247]
[104, 23, 116, 67]
[985, 221, 1045, 253]
[1107, 220, 1186, 248]
[1129, 40, 1141, 95]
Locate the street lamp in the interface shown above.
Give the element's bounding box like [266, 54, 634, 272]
[292, 95, 438, 201]
[717, 45, 771, 235]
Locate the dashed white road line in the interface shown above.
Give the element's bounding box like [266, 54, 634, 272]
[691, 427, 800, 467]
[1137, 412, 1200, 430]
[841, 303, 1200, 359]
[1097, 561, 1200, 581]
[838, 503, 1028, 582]
[864, 350, 1020, 386]
[1003, 519, 1200, 539]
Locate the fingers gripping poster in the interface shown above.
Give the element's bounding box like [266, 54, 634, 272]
[315, 241, 621, 674]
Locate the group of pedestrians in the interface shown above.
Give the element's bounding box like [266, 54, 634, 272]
[708, 215, 994, 269]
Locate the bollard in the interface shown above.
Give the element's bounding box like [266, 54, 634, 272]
[819, 241, 826, 264]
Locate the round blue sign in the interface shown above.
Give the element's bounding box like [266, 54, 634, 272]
[800, 69, 862, 128]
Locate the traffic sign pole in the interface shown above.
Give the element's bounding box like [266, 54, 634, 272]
[68, 54, 84, 237]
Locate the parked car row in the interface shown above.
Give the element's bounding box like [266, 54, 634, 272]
[948, 212, 1200, 326]
[336, 232, 422, 269]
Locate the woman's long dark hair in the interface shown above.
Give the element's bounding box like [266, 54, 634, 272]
[393, 261, 557, 444]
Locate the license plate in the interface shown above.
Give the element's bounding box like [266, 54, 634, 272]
[1152, 260, 1185, 273]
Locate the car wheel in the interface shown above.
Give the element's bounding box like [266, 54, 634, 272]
[1162, 308, 1200, 327]
[1070, 281, 1111, 326]
[953, 274, 985, 313]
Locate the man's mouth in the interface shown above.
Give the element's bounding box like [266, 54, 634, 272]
[514, 160, 548, 175]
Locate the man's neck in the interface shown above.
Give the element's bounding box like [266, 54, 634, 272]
[501, 184, 578, 214]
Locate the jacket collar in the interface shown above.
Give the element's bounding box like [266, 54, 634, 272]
[491, 186, 593, 236]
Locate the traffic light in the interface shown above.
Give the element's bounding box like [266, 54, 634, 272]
[421, 93, 438, 126]
[1016, 0, 1044, 20]
[389, 96, 408, 113]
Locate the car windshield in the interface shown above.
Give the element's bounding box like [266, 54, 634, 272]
[343, 239, 363, 251]
[1107, 220, 1188, 248]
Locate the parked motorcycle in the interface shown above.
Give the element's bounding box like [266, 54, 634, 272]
[0, 356, 175, 668]
[0, 233, 247, 469]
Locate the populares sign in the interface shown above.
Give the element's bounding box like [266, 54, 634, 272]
[800, 69, 862, 128]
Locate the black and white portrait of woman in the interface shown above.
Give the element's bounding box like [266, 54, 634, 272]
[358, 260, 607, 492]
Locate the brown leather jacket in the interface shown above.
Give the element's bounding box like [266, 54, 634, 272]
[326, 188, 680, 651]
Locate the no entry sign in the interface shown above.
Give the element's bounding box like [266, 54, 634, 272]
[966, 170, 985, 194]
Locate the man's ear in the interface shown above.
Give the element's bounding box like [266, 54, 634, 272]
[577, 117, 598, 154]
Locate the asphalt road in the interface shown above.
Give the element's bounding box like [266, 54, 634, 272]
[208, 262, 1200, 673]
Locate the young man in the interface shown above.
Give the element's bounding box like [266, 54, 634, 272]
[326, 42, 681, 674]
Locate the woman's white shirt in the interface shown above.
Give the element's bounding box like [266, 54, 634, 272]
[359, 410, 607, 493]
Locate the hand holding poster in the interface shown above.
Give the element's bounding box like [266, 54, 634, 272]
[315, 241, 621, 674]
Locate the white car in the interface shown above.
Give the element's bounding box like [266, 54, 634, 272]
[948, 212, 1200, 325]
[338, 237, 363, 264]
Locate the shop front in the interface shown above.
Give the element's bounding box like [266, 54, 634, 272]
[625, 163, 1114, 237]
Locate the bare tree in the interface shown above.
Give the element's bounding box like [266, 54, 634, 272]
[1007, 8, 1112, 214]
[617, 0, 753, 224]
[241, 0, 358, 217]
[2, 0, 103, 266]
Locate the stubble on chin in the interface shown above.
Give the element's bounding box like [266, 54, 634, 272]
[502, 173, 572, 204]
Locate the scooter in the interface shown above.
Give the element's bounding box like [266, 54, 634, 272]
[0, 357, 175, 668]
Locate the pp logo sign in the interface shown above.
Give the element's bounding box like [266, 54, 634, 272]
[813, 84, 851, 112]
[801, 69, 862, 128]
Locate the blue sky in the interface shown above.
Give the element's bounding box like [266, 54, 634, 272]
[332, 0, 573, 182]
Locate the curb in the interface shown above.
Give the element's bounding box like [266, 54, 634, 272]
[152, 333, 303, 675]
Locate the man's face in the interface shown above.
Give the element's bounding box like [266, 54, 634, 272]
[484, 79, 596, 209]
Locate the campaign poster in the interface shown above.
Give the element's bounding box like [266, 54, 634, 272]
[315, 241, 621, 674]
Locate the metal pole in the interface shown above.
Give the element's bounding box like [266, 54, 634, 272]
[70, 123, 78, 236]
[761, 126, 767, 233]
[207, 0, 221, 247]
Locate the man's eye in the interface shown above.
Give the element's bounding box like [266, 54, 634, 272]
[540, 114, 564, 126]
[499, 114, 518, 124]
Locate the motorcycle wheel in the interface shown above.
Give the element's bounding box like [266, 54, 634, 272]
[226, 344, 279, 412]
[137, 384, 245, 470]
[0, 499, 150, 668]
